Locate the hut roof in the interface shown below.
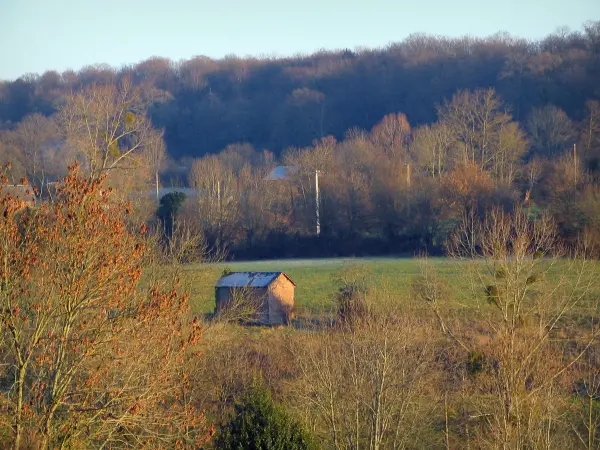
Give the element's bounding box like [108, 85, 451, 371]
[215, 271, 296, 288]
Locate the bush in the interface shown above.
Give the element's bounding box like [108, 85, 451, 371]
[466, 351, 485, 376]
[213, 387, 317, 450]
[411, 273, 450, 304]
[336, 281, 370, 326]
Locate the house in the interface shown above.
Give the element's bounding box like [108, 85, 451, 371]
[215, 272, 295, 325]
[1, 185, 36, 208]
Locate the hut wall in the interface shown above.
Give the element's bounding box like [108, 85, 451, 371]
[267, 275, 295, 325]
[215, 286, 269, 323]
[214, 287, 231, 314]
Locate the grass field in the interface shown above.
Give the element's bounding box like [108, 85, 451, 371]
[181, 256, 600, 319]
[182, 257, 468, 315]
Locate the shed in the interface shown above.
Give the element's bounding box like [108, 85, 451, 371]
[215, 272, 295, 325]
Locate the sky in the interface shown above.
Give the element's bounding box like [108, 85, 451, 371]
[1, 0, 599, 80]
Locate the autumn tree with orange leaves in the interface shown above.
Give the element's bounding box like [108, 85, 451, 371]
[0, 165, 211, 449]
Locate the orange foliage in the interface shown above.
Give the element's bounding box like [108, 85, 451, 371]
[0, 164, 210, 448]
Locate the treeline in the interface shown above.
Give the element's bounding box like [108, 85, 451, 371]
[180, 87, 600, 258]
[1, 81, 599, 259]
[0, 22, 599, 159]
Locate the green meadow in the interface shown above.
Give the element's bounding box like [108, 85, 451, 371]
[180, 256, 600, 322]
[182, 257, 470, 315]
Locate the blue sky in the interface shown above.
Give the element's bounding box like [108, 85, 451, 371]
[1, 0, 598, 80]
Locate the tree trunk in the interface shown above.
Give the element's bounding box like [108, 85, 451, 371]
[14, 365, 26, 450]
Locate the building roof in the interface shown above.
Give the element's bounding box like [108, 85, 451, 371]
[1, 185, 36, 204]
[215, 271, 296, 288]
[265, 166, 298, 181]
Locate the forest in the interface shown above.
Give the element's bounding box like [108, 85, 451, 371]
[1, 22, 599, 159]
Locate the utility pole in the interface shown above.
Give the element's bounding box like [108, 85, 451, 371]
[217, 180, 222, 245]
[315, 169, 320, 236]
[573, 143, 578, 185]
[155, 170, 160, 202]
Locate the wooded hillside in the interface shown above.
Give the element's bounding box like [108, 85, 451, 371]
[1, 22, 599, 159]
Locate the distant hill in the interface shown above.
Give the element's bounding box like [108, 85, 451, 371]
[1, 22, 599, 158]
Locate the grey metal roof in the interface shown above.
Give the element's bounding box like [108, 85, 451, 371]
[215, 271, 296, 288]
[265, 166, 298, 181]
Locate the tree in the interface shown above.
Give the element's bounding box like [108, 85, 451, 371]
[271, 88, 326, 150]
[370, 112, 411, 160]
[237, 164, 290, 245]
[440, 208, 599, 448]
[214, 387, 316, 450]
[146, 128, 166, 201]
[493, 121, 528, 184]
[178, 56, 218, 92]
[293, 268, 440, 448]
[570, 348, 600, 449]
[412, 122, 456, 178]
[6, 113, 62, 194]
[132, 57, 176, 91]
[157, 190, 187, 239]
[0, 140, 27, 182]
[526, 105, 576, 157]
[322, 137, 379, 236]
[437, 89, 526, 177]
[2, 23, 600, 159]
[582, 100, 600, 168]
[58, 77, 164, 182]
[0, 165, 209, 449]
[291, 294, 439, 450]
[438, 162, 496, 220]
[189, 156, 239, 246]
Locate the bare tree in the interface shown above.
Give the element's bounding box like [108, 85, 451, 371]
[526, 105, 576, 157]
[145, 128, 166, 201]
[523, 157, 544, 203]
[6, 114, 62, 194]
[370, 113, 411, 161]
[441, 208, 599, 448]
[290, 289, 439, 450]
[214, 286, 266, 325]
[189, 156, 239, 246]
[493, 121, 528, 185]
[412, 122, 456, 178]
[582, 100, 600, 156]
[58, 77, 164, 182]
[570, 348, 600, 450]
[437, 89, 525, 176]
